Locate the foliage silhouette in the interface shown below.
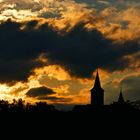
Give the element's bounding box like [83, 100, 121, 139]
[0, 98, 139, 114]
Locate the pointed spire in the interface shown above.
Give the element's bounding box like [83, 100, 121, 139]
[118, 87, 125, 103]
[94, 69, 101, 88]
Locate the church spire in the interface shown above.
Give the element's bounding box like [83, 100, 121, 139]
[90, 69, 104, 106]
[118, 87, 125, 103]
[94, 69, 101, 88]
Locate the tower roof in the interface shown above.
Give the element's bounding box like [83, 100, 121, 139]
[94, 70, 102, 88]
[118, 88, 125, 103]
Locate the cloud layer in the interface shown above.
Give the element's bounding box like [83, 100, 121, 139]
[0, 19, 140, 84]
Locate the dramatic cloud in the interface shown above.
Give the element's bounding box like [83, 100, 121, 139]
[26, 86, 55, 97]
[0, 0, 93, 26]
[0, 20, 140, 83]
[26, 86, 73, 103]
[0, 0, 140, 105]
[1, 0, 140, 41]
[76, 0, 140, 9]
[38, 96, 72, 103]
[0, 20, 55, 83]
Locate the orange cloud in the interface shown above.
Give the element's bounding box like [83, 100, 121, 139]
[32, 65, 71, 81]
[98, 7, 140, 41]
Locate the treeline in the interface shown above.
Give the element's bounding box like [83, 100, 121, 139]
[0, 99, 58, 113]
[0, 99, 140, 113]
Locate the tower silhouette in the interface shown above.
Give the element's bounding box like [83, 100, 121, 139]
[118, 88, 125, 104]
[90, 70, 104, 106]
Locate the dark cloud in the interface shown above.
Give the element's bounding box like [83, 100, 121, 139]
[26, 86, 55, 97]
[26, 86, 72, 103]
[0, 19, 57, 83]
[0, 19, 140, 83]
[38, 96, 72, 103]
[45, 24, 140, 78]
[75, 0, 140, 9]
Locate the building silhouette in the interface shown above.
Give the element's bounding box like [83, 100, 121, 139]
[118, 88, 125, 104]
[90, 70, 104, 106]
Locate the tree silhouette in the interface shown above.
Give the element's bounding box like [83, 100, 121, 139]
[0, 98, 139, 113]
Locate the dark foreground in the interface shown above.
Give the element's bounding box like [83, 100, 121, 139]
[0, 98, 140, 114]
[0, 100, 139, 135]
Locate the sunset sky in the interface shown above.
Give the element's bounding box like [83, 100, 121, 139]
[0, 0, 140, 107]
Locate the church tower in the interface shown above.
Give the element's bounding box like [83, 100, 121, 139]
[90, 70, 104, 106]
[118, 88, 125, 104]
